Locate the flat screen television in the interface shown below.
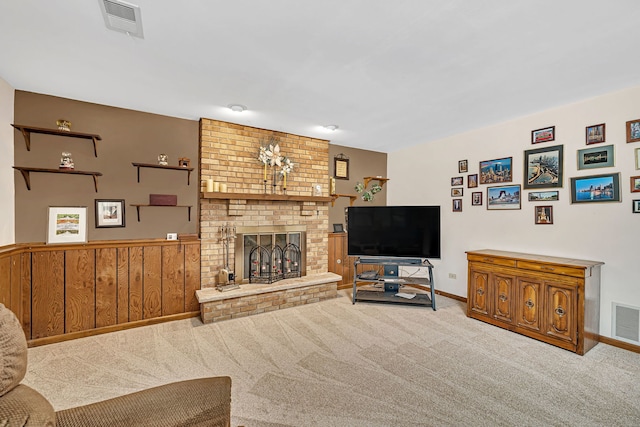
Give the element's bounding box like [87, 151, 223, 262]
[347, 206, 441, 259]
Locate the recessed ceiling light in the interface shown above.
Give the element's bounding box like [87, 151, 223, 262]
[323, 124, 339, 131]
[228, 104, 247, 112]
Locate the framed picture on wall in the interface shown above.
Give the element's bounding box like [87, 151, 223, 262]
[636, 148, 640, 170]
[451, 188, 463, 197]
[452, 199, 462, 212]
[479, 157, 512, 184]
[534, 206, 553, 224]
[472, 191, 483, 206]
[95, 199, 125, 228]
[577, 145, 614, 170]
[334, 154, 349, 179]
[487, 185, 521, 210]
[523, 145, 563, 189]
[631, 176, 640, 193]
[458, 159, 468, 173]
[531, 126, 555, 144]
[585, 123, 605, 145]
[570, 173, 620, 203]
[451, 176, 463, 186]
[47, 206, 88, 244]
[468, 174, 478, 188]
[528, 191, 559, 201]
[627, 119, 640, 143]
[633, 200, 640, 213]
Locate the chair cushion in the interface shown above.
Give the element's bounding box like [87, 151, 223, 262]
[0, 304, 28, 397]
[0, 384, 56, 426]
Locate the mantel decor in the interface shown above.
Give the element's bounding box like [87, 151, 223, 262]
[334, 153, 349, 180]
[258, 137, 294, 194]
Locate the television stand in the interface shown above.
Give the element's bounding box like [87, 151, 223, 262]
[352, 257, 436, 310]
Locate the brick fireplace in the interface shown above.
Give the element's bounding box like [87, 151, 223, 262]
[196, 119, 340, 322]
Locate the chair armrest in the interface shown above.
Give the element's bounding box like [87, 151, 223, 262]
[55, 377, 231, 427]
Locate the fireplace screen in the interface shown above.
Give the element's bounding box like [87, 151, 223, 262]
[240, 231, 304, 283]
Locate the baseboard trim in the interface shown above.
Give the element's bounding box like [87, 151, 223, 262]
[598, 335, 640, 354]
[27, 311, 201, 348]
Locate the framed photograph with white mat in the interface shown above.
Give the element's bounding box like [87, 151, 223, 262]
[47, 206, 88, 244]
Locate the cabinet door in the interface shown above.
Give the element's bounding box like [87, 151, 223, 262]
[328, 233, 346, 284]
[492, 273, 515, 323]
[469, 267, 490, 316]
[544, 283, 577, 344]
[516, 277, 542, 332]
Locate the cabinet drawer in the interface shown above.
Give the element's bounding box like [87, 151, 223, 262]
[516, 261, 584, 278]
[467, 254, 516, 267]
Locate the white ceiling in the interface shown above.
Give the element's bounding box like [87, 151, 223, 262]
[1, 1, 640, 153]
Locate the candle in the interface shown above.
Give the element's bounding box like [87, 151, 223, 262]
[220, 183, 227, 192]
[206, 179, 214, 192]
[264, 163, 267, 180]
[213, 182, 220, 192]
[283, 172, 287, 189]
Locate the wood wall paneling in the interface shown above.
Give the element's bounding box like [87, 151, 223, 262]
[117, 247, 130, 324]
[32, 251, 65, 339]
[0, 240, 200, 343]
[184, 243, 200, 312]
[161, 245, 185, 316]
[65, 249, 96, 333]
[96, 248, 117, 328]
[129, 246, 143, 322]
[143, 245, 162, 319]
[0, 257, 10, 307]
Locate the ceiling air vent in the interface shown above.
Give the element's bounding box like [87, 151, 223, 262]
[99, 0, 144, 38]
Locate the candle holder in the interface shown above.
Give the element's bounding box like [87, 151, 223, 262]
[264, 179, 268, 194]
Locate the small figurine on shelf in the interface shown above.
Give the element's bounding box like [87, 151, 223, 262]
[59, 152, 74, 170]
[178, 157, 190, 168]
[158, 153, 168, 165]
[56, 119, 71, 132]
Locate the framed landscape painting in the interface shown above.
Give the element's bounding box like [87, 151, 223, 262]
[487, 185, 521, 210]
[528, 191, 559, 201]
[523, 145, 563, 189]
[479, 157, 512, 184]
[627, 119, 640, 143]
[577, 145, 614, 170]
[570, 173, 620, 204]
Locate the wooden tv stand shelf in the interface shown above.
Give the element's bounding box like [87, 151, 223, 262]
[466, 249, 603, 355]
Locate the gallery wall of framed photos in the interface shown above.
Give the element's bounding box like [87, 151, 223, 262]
[388, 84, 640, 341]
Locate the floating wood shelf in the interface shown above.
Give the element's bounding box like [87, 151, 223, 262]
[11, 124, 102, 157]
[130, 204, 193, 222]
[363, 176, 389, 188]
[202, 192, 332, 203]
[13, 166, 102, 192]
[132, 162, 195, 185]
[331, 194, 358, 206]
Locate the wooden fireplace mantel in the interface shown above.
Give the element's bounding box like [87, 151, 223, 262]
[202, 192, 332, 203]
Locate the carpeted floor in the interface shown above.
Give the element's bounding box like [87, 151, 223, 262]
[25, 290, 640, 426]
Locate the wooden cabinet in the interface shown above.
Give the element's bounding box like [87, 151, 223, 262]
[466, 249, 603, 355]
[328, 233, 354, 289]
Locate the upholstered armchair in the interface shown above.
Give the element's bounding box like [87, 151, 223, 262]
[0, 304, 231, 426]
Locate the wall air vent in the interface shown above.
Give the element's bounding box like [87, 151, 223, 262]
[99, 0, 144, 38]
[612, 302, 640, 344]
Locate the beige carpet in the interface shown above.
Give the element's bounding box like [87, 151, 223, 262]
[25, 291, 640, 426]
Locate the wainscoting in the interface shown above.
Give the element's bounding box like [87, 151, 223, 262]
[0, 239, 200, 346]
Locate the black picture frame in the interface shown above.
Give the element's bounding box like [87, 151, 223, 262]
[95, 199, 126, 228]
[570, 173, 621, 204]
[523, 145, 563, 189]
[332, 223, 344, 233]
[334, 156, 349, 180]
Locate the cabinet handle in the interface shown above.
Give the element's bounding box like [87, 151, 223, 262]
[555, 306, 565, 317]
[477, 288, 485, 296]
[499, 293, 508, 302]
[541, 266, 555, 271]
[525, 299, 534, 308]
[336, 259, 341, 264]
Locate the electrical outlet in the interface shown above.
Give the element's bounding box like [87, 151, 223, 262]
[448, 273, 457, 279]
